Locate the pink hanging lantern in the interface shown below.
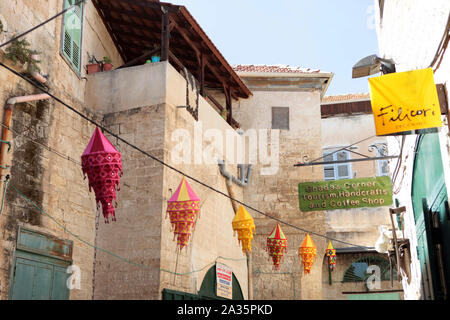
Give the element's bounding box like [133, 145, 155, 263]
[82, 127, 123, 223]
[166, 177, 200, 251]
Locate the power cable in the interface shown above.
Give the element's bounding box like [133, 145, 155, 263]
[0, 0, 87, 49]
[0, 59, 372, 249]
[5, 180, 246, 275]
[0, 7, 376, 249]
[429, 12, 450, 72]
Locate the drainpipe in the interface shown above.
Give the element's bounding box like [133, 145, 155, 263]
[218, 160, 252, 187]
[30, 54, 48, 85]
[218, 159, 253, 299]
[0, 54, 50, 180]
[0, 93, 51, 180]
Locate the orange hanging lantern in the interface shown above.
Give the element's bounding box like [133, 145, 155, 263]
[166, 177, 200, 251]
[298, 233, 317, 274]
[266, 223, 288, 270]
[326, 240, 337, 271]
[232, 206, 255, 254]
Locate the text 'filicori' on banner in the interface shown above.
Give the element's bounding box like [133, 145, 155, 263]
[369, 67, 442, 136]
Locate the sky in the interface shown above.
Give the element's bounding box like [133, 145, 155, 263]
[172, 0, 379, 96]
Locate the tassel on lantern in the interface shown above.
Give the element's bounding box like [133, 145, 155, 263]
[266, 223, 287, 270]
[326, 240, 337, 271]
[82, 127, 123, 223]
[298, 233, 317, 274]
[166, 177, 200, 251]
[232, 206, 255, 254]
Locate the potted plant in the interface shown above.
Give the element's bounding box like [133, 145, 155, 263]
[86, 54, 101, 74]
[4, 36, 41, 73]
[102, 56, 113, 71]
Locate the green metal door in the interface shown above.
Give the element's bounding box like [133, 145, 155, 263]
[412, 133, 449, 300]
[346, 292, 401, 300]
[10, 251, 71, 300]
[9, 227, 73, 300]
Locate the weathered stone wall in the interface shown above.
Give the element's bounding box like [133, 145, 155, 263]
[93, 104, 166, 300]
[322, 114, 392, 248]
[0, 0, 122, 300]
[160, 64, 248, 298]
[88, 62, 249, 299]
[233, 88, 326, 300]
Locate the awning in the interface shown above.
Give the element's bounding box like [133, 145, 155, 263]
[91, 0, 252, 100]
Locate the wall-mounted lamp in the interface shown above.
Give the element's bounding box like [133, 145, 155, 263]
[352, 54, 396, 78]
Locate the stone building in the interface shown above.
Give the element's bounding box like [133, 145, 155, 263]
[373, 0, 450, 300]
[320, 93, 403, 300]
[0, 0, 252, 300]
[0, 0, 401, 301]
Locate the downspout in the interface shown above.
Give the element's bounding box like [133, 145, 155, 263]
[0, 93, 51, 180]
[218, 160, 252, 187]
[0, 54, 50, 180]
[218, 159, 253, 299]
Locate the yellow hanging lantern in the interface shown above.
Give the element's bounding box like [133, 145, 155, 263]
[232, 206, 255, 254]
[298, 233, 317, 274]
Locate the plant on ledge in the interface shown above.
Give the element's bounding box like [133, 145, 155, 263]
[4, 36, 41, 72]
[86, 54, 102, 74]
[102, 56, 113, 71]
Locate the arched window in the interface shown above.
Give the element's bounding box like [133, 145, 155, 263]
[342, 256, 396, 282]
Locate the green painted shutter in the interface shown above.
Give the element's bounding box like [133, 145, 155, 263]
[10, 253, 70, 300]
[62, 0, 83, 72]
[412, 133, 450, 300]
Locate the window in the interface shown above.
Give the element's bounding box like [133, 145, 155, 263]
[272, 107, 289, 130]
[376, 143, 389, 176]
[323, 149, 352, 180]
[61, 0, 83, 74]
[342, 256, 396, 283]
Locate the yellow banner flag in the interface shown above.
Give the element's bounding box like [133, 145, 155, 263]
[369, 68, 442, 136]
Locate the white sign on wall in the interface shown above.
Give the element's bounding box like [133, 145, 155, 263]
[216, 262, 232, 299]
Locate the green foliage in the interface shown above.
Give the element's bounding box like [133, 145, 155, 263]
[4, 36, 41, 72]
[103, 56, 112, 64]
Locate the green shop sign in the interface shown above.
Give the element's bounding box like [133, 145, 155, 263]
[298, 176, 393, 211]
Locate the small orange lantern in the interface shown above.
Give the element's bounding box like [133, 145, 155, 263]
[266, 223, 288, 270]
[298, 233, 317, 274]
[166, 177, 200, 251]
[232, 206, 255, 254]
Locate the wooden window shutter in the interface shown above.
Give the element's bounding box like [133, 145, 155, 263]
[62, 0, 83, 72]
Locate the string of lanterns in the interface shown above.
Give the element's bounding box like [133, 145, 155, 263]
[81, 128, 337, 272]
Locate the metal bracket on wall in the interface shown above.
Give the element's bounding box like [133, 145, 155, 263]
[294, 136, 399, 167]
[0, 139, 11, 153]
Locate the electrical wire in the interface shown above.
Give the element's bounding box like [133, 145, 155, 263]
[0, 5, 376, 249]
[5, 180, 246, 276]
[0, 0, 87, 49]
[0, 61, 372, 249]
[429, 12, 450, 72]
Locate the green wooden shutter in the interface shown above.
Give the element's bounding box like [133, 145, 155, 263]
[10, 252, 71, 300]
[62, 0, 83, 72]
